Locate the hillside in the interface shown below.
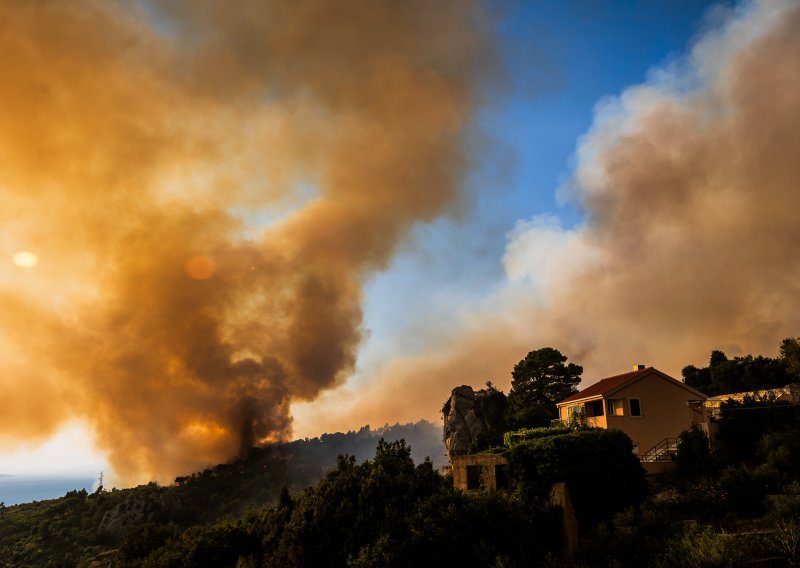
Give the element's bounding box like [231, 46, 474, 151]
[0, 421, 444, 567]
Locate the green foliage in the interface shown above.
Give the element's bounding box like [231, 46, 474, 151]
[349, 491, 560, 567]
[9, 337, 800, 567]
[757, 429, 800, 486]
[681, 364, 712, 394]
[675, 426, 713, 480]
[0, 422, 446, 566]
[503, 425, 568, 448]
[781, 337, 800, 380]
[505, 429, 647, 527]
[767, 487, 800, 567]
[663, 523, 743, 568]
[717, 464, 767, 517]
[507, 347, 582, 429]
[577, 505, 675, 567]
[473, 382, 511, 449]
[683, 346, 792, 396]
[714, 397, 800, 465]
[145, 522, 257, 567]
[142, 439, 560, 568]
[579, 504, 778, 567]
[120, 521, 179, 561]
[263, 439, 451, 567]
[707, 396, 800, 517]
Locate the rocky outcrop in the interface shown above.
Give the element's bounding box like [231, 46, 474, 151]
[99, 489, 169, 538]
[443, 385, 486, 457]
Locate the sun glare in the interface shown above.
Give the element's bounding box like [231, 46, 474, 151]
[11, 251, 38, 268]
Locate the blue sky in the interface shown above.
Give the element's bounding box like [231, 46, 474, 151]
[354, 0, 724, 379]
[298, 0, 800, 442]
[490, 0, 722, 226]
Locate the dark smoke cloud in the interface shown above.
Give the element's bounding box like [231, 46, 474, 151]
[298, 0, 800, 433]
[0, 0, 494, 483]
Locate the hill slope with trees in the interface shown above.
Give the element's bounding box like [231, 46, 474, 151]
[0, 421, 445, 567]
[3, 339, 800, 566]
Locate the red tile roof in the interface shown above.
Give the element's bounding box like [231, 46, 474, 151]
[558, 367, 654, 404]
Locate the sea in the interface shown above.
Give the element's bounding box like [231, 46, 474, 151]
[0, 474, 97, 506]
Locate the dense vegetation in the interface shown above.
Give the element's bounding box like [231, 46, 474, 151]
[574, 396, 800, 566]
[0, 438, 563, 567]
[4, 340, 800, 566]
[146, 440, 561, 567]
[507, 347, 582, 429]
[441, 347, 583, 455]
[505, 428, 647, 527]
[682, 337, 800, 396]
[0, 421, 445, 567]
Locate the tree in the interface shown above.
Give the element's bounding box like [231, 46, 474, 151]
[683, 346, 792, 396]
[507, 347, 582, 428]
[675, 425, 713, 480]
[682, 364, 712, 394]
[473, 382, 509, 450]
[781, 337, 800, 380]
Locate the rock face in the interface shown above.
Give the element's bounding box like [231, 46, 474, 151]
[99, 489, 169, 538]
[443, 385, 486, 456]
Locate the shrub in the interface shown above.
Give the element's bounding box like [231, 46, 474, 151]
[664, 523, 743, 568]
[120, 522, 178, 561]
[505, 429, 647, 527]
[767, 488, 800, 567]
[576, 505, 675, 567]
[675, 426, 713, 480]
[717, 464, 766, 517]
[503, 426, 568, 448]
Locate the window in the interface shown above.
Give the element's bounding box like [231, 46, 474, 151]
[586, 399, 604, 417]
[607, 399, 624, 416]
[629, 398, 642, 417]
[466, 465, 481, 490]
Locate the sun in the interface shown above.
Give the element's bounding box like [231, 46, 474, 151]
[12, 251, 38, 268]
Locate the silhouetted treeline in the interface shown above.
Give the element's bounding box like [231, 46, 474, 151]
[682, 337, 800, 396]
[0, 421, 446, 566]
[146, 440, 561, 567]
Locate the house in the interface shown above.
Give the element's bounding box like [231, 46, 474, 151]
[556, 365, 708, 463]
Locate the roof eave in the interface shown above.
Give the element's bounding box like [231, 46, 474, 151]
[556, 393, 604, 407]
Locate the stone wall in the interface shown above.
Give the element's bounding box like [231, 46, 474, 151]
[450, 454, 508, 492]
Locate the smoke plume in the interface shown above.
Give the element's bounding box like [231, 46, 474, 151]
[297, 0, 800, 433]
[0, 1, 493, 483]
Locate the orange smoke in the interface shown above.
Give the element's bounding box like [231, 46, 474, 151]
[295, 0, 800, 434]
[184, 256, 216, 280]
[0, 1, 494, 483]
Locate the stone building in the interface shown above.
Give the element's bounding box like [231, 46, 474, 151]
[449, 453, 509, 492]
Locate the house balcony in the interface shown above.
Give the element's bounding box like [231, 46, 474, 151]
[584, 415, 607, 429]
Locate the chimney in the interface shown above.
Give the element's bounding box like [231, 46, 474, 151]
[633, 364, 646, 371]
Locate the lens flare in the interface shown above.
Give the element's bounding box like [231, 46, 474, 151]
[184, 255, 215, 280]
[12, 251, 38, 268]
